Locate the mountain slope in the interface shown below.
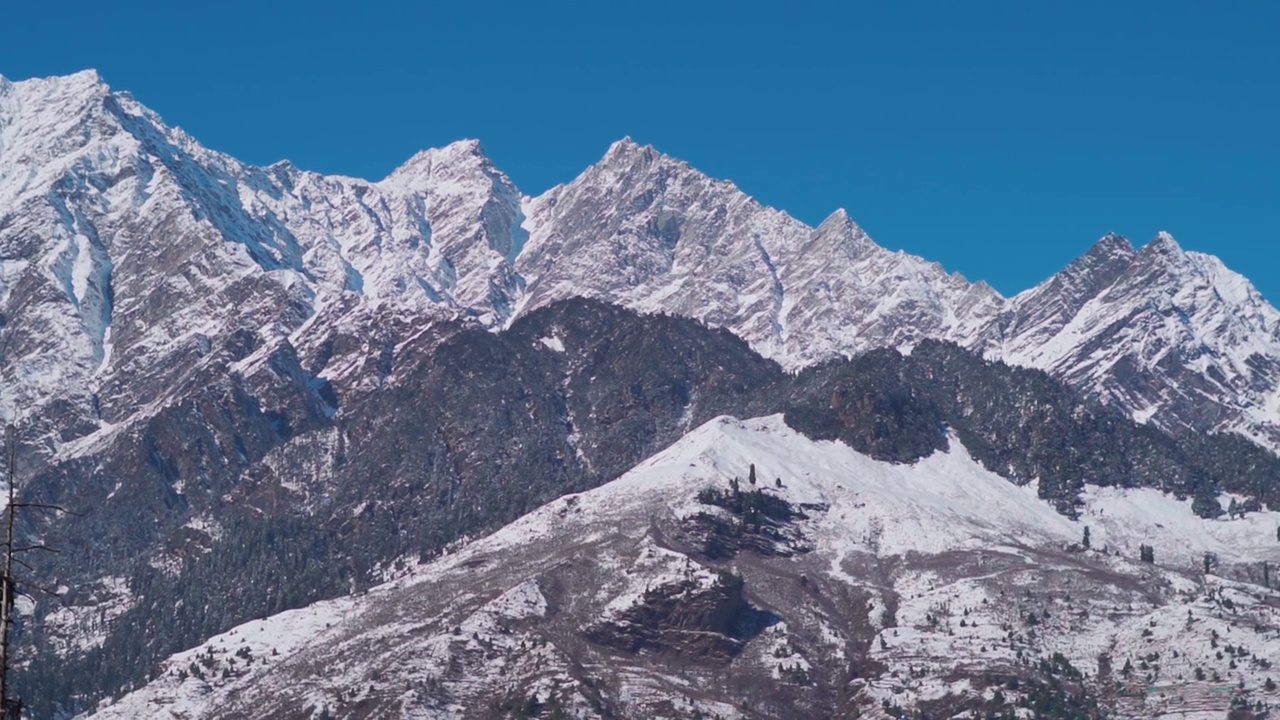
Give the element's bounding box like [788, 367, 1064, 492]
[83, 416, 1280, 719]
[17, 299, 1280, 718]
[512, 134, 1280, 452]
[5, 69, 1280, 716]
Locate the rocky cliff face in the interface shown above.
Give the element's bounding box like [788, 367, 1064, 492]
[515, 139, 1003, 366]
[0, 70, 526, 460]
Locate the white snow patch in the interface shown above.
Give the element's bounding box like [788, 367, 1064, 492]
[538, 335, 565, 352]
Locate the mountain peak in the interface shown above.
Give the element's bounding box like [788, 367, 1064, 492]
[819, 207, 852, 225]
[1094, 231, 1134, 251]
[441, 137, 485, 156]
[808, 207, 870, 240]
[382, 138, 493, 185]
[1142, 230, 1183, 257]
[812, 208, 872, 253]
[599, 136, 661, 166]
[5, 68, 108, 99]
[60, 67, 106, 87]
[605, 135, 640, 153]
[404, 137, 487, 164]
[1076, 232, 1137, 266]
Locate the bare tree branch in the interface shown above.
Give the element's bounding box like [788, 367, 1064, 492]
[11, 503, 83, 517]
[11, 545, 59, 555]
[14, 581, 61, 600]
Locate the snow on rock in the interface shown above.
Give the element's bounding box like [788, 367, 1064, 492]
[1082, 485, 1280, 567]
[485, 578, 548, 620]
[514, 139, 1002, 367]
[43, 576, 135, 657]
[82, 598, 358, 720]
[537, 335, 565, 352]
[0, 71, 525, 457]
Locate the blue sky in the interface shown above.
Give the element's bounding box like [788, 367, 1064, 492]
[3, 1, 1277, 300]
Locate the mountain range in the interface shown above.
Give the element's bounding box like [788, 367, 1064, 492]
[2, 70, 1280, 719]
[3, 70, 1279, 460]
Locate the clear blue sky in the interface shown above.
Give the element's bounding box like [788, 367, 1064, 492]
[3, 1, 1277, 300]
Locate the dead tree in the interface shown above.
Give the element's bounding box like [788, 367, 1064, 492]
[2, 425, 76, 719]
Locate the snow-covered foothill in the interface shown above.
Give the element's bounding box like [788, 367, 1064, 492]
[83, 416, 1280, 719]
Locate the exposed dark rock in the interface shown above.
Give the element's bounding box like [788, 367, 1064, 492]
[584, 573, 775, 660]
[685, 484, 813, 559]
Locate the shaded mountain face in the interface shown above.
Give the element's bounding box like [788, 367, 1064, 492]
[83, 417, 1280, 720]
[6, 71, 1279, 460]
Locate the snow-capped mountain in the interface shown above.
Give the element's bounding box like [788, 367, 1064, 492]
[11, 295, 1280, 716]
[515, 139, 1002, 365]
[0, 70, 525, 452]
[991, 232, 1280, 452]
[82, 416, 1280, 719]
[2, 70, 1279, 459]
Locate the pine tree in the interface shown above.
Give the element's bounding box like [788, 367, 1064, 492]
[1192, 489, 1222, 519]
[1082, 526, 1091, 549]
[748, 464, 757, 486]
